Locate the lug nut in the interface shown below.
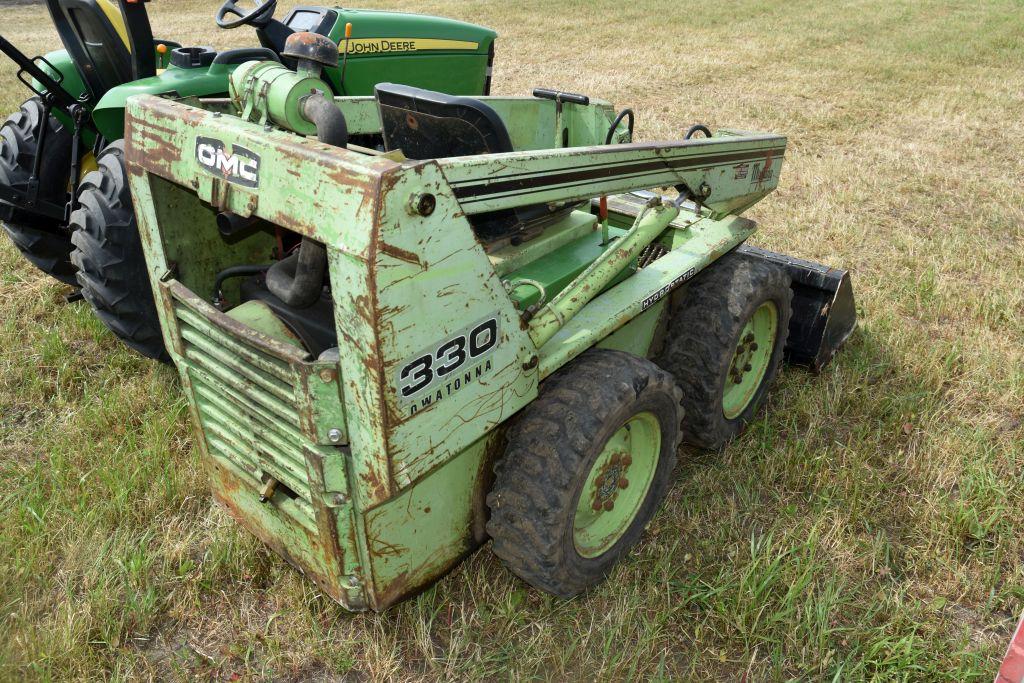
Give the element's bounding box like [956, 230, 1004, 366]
[592, 499, 603, 511]
[622, 454, 632, 466]
[603, 500, 614, 511]
[618, 477, 629, 489]
[750, 343, 758, 351]
[744, 363, 752, 372]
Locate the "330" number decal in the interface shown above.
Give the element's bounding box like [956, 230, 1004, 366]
[398, 316, 500, 399]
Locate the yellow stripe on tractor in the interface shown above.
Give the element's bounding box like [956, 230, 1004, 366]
[97, 0, 132, 52]
[342, 38, 479, 55]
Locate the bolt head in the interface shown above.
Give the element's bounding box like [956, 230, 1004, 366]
[328, 428, 343, 443]
[410, 193, 436, 217]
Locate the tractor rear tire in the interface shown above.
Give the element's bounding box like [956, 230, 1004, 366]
[0, 97, 75, 285]
[70, 141, 168, 361]
[657, 250, 792, 450]
[487, 349, 683, 598]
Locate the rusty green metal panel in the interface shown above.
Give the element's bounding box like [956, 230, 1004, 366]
[596, 301, 668, 358]
[436, 138, 784, 218]
[371, 161, 540, 486]
[361, 432, 498, 607]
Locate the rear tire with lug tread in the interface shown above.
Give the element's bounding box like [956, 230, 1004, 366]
[486, 349, 683, 598]
[0, 97, 75, 285]
[70, 140, 168, 361]
[656, 250, 792, 450]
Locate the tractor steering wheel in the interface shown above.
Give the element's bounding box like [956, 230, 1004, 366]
[215, 0, 278, 29]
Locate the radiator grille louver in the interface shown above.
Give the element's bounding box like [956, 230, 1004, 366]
[171, 300, 325, 532]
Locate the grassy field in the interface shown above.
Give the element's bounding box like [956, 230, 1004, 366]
[1, 0, 1022, 679]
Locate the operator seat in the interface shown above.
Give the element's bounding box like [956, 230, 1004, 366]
[46, 0, 156, 101]
[375, 82, 571, 245]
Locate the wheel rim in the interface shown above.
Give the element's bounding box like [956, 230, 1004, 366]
[573, 411, 661, 558]
[722, 300, 778, 419]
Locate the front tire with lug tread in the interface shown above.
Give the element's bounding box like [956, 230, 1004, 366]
[0, 97, 75, 285]
[657, 250, 792, 450]
[486, 349, 683, 598]
[70, 141, 168, 361]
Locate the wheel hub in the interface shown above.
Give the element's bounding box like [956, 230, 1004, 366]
[722, 300, 778, 420]
[573, 412, 661, 558]
[728, 331, 760, 385]
[590, 452, 632, 511]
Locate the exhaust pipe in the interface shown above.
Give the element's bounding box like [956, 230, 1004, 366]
[266, 92, 347, 307]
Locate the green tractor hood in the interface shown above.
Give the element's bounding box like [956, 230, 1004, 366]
[90, 9, 496, 140]
[321, 8, 497, 95]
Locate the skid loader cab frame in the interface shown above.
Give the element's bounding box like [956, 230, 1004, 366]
[46, 0, 156, 103]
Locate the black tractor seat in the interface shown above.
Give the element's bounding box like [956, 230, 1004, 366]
[375, 82, 573, 245]
[47, 0, 157, 101]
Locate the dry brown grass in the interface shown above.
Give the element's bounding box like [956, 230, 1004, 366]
[1, 0, 1022, 680]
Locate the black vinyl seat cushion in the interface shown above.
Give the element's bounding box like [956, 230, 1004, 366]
[375, 83, 570, 244]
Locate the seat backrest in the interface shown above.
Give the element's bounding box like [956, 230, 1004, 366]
[46, 0, 156, 102]
[376, 82, 514, 160]
[376, 83, 571, 245]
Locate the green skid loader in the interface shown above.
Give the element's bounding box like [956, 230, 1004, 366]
[124, 34, 856, 610]
[0, 0, 496, 359]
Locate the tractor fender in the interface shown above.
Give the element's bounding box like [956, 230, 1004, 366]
[91, 63, 238, 141]
[30, 49, 88, 131]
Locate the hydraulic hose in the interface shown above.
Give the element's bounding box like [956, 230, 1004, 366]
[213, 264, 270, 303]
[265, 93, 347, 307]
[265, 242, 327, 307]
[684, 124, 713, 139]
[605, 108, 635, 145]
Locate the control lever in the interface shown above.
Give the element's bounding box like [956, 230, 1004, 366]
[533, 88, 591, 147]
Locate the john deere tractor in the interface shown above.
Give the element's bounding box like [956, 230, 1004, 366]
[0, 0, 496, 359]
[122, 33, 856, 609]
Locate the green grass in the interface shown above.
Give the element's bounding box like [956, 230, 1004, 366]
[1, 0, 1023, 679]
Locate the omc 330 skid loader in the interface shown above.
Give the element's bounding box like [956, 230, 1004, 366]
[121, 33, 855, 610]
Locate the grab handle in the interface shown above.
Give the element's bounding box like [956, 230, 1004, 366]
[533, 88, 590, 106]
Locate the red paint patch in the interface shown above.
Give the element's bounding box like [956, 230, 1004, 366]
[997, 612, 1024, 683]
